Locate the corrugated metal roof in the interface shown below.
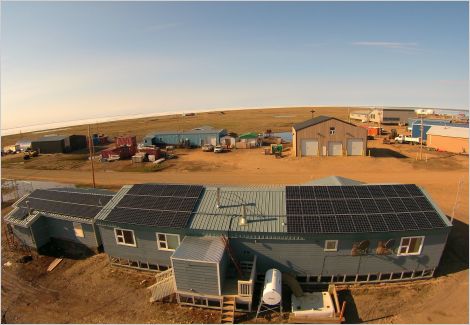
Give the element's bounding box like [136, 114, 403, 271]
[189, 186, 287, 233]
[427, 126, 469, 139]
[171, 236, 225, 263]
[293, 116, 356, 131]
[195, 187, 286, 217]
[302, 176, 364, 186]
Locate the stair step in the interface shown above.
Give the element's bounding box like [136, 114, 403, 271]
[223, 301, 235, 305]
[222, 306, 234, 310]
[221, 316, 234, 322]
[222, 311, 235, 316]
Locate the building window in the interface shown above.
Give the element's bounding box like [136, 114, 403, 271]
[324, 240, 338, 252]
[329, 127, 336, 135]
[398, 236, 424, 256]
[114, 228, 136, 247]
[157, 233, 180, 251]
[73, 222, 84, 238]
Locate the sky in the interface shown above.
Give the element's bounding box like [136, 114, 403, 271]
[1, 1, 469, 133]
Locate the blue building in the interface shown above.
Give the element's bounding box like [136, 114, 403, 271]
[410, 120, 468, 141]
[143, 126, 227, 147]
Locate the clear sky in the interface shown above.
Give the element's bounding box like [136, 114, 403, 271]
[1, 1, 468, 131]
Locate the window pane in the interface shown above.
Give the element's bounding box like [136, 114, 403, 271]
[409, 237, 422, 254]
[399, 246, 407, 254]
[123, 230, 134, 245]
[73, 223, 84, 238]
[167, 235, 180, 250]
[326, 241, 337, 250]
[158, 234, 166, 241]
[117, 237, 124, 243]
[160, 242, 167, 249]
[116, 229, 122, 236]
[402, 238, 410, 246]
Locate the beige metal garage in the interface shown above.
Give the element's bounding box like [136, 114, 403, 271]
[292, 116, 367, 157]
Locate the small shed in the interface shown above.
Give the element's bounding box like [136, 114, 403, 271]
[171, 236, 228, 296]
[237, 132, 259, 149]
[220, 135, 237, 148]
[427, 126, 469, 154]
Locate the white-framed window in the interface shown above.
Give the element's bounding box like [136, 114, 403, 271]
[324, 240, 338, 252]
[73, 222, 84, 238]
[397, 236, 424, 256]
[156, 233, 180, 251]
[329, 127, 336, 135]
[114, 228, 136, 247]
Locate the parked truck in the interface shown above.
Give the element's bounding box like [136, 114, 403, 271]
[394, 135, 421, 144]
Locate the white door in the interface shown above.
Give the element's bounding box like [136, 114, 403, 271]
[300, 139, 319, 156]
[210, 137, 217, 145]
[347, 139, 364, 156]
[328, 142, 342, 156]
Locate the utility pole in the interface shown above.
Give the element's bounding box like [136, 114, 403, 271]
[87, 124, 96, 188]
[451, 178, 463, 224]
[419, 114, 424, 160]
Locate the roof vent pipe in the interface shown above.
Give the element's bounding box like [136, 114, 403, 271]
[239, 204, 247, 226]
[216, 187, 221, 208]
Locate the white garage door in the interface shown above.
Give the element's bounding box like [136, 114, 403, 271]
[300, 139, 319, 156]
[328, 142, 343, 156]
[347, 139, 364, 156]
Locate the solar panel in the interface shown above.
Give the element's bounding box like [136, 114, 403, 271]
[285, 184, 449, 234]
[108, 184, 204, 228]
[319, 215, 339, 233]
[367, 214, 388, 232]
[336, 215, 356, 233]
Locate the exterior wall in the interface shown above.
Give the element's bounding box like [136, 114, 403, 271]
[31, 140, 67, 154]
[218, 250, 229, 290]
[98, 224, 184, 267]
[172, 258, 220, 296]
[349, 112, 369, 122]
[31, 216, 50, 248]
[293, 119, 367, 157]
[229, 230, 449, 277]
[148, 132, 225, 147]
[291, 127, 297, 157]
[45, 217, 98, 249]
[69, 135, 87, 151]
[369, 110, 415, 125]
[11, 225, 35, 248]
[427, 135, 469, 154]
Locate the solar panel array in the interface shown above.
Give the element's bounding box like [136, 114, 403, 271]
[106, 184, 204, 228]
[286, 185, 448, 234]
[17, 189, 113, 219]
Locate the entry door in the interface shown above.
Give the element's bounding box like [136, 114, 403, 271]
[210, 137, 217, 146]
[300, 139, 319, 156]
[328, 142, 343, 156]
[347, 139, 364, 156]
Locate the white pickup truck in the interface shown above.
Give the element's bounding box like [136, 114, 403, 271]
[394, 135, 421, 144]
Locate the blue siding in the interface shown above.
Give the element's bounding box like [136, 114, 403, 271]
[230, 231, 448, 276]
[31, 216, 50, 249]
[12, 225, 35, 248]
[98, 224, 184, 266]
[144, 131, 227, 147]
[172, 259, 220, 296]
[45, 217, 98, 249]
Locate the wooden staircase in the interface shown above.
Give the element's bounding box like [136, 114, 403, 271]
[147, 268, 175, 302]
[221, 235, 244, 278]
[220, 296, 236, 324]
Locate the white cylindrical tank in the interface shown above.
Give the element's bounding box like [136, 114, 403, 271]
[262, 269, 282, 305]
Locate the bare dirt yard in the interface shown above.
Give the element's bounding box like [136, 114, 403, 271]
[1, 107, 468, 323]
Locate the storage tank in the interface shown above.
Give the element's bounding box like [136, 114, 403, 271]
[262, 269, 282, 305]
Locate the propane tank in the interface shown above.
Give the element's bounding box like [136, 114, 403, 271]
[262, 269, 282, 305]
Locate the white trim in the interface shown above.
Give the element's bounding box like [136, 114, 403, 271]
[324, 240, 338, 252]
[397, 236, 424, 256]
[217, 261, 221, 295]
[114, 228, 137, 247]
[156, 233, 181, 251]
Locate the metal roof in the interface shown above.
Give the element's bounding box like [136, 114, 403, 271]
[427, 126, 469, 139]
[171, 236, 225, 263]
[292, 116, 356, 131]
[146, 127, 227, 138]
[32, 135, 69, 142]
[302, 176, 365, 186]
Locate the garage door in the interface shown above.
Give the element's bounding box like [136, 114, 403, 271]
[328, 142, 342, 156]
[300, 139, 319, 156]
[347, 139, 364, 156]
